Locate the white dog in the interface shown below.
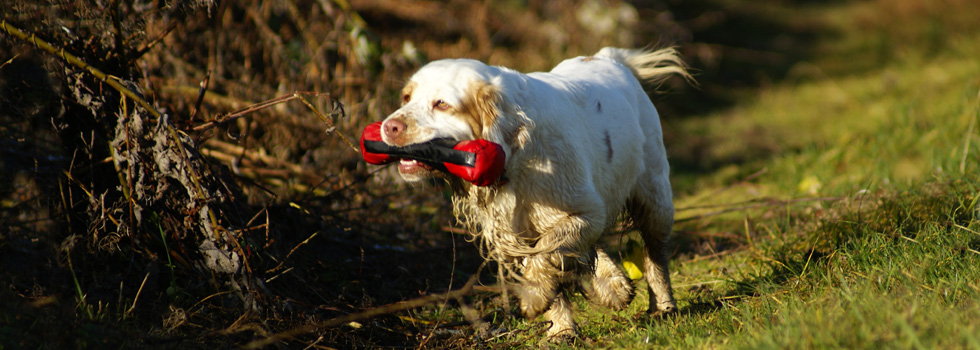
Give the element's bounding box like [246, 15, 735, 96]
[380, 47, 691, 339]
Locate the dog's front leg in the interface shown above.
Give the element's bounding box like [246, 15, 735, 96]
[516, 252, 565, 318]
[516, 211, 604, 321]
[543, 293, 577, 340]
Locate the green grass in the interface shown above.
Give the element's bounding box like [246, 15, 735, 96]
[719, 184, 980, 350]
[411, 1, 980, 348]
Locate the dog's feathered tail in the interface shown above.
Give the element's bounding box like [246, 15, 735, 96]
[596, 47, 696, 87]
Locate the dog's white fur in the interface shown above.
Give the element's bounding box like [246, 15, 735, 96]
[381, 47, 690, 339]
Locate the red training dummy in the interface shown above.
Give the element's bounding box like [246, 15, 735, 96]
[360, 122, 506, 186]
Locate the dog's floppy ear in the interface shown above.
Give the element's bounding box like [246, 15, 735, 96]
[463, 78, 532, 153]
[461, 80, 500, 140]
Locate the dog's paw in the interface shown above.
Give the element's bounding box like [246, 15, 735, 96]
[541, 330, 578, 346]
[541, 322, 578, 345]
[648, 300, 678, 317]
[589, 275, 635, 310]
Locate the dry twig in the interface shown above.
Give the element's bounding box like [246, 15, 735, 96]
[244, 273, 482, 349]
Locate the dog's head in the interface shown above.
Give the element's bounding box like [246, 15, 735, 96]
[382, 59, 520, 183]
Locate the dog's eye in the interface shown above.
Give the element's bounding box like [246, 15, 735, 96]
[401, 94, 411, 104]
[434, 99, 450, 110]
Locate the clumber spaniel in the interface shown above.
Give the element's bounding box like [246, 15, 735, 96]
[380, 47, 690, 339]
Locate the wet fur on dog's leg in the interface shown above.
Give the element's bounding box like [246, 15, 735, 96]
[628, 177, 677, 314]
[515, 252, 562, 318]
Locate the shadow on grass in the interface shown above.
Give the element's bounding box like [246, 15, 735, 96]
[669, 180, 979, 322]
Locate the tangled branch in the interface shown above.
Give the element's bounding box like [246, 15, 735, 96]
[0, 18, 161, 120]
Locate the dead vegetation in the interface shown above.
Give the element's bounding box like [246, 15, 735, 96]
[0, 0, 827, 348]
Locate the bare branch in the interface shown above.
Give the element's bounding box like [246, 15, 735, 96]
[244, 273, 482, 349]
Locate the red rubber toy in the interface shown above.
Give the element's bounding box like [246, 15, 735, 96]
[360, 122, 506, 186]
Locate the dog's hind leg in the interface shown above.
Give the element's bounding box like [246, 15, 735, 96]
[627, 172, 677, 315]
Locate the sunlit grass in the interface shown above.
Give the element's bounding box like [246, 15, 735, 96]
[672, 51, 980, 197]
[726, 183, 980, 349]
